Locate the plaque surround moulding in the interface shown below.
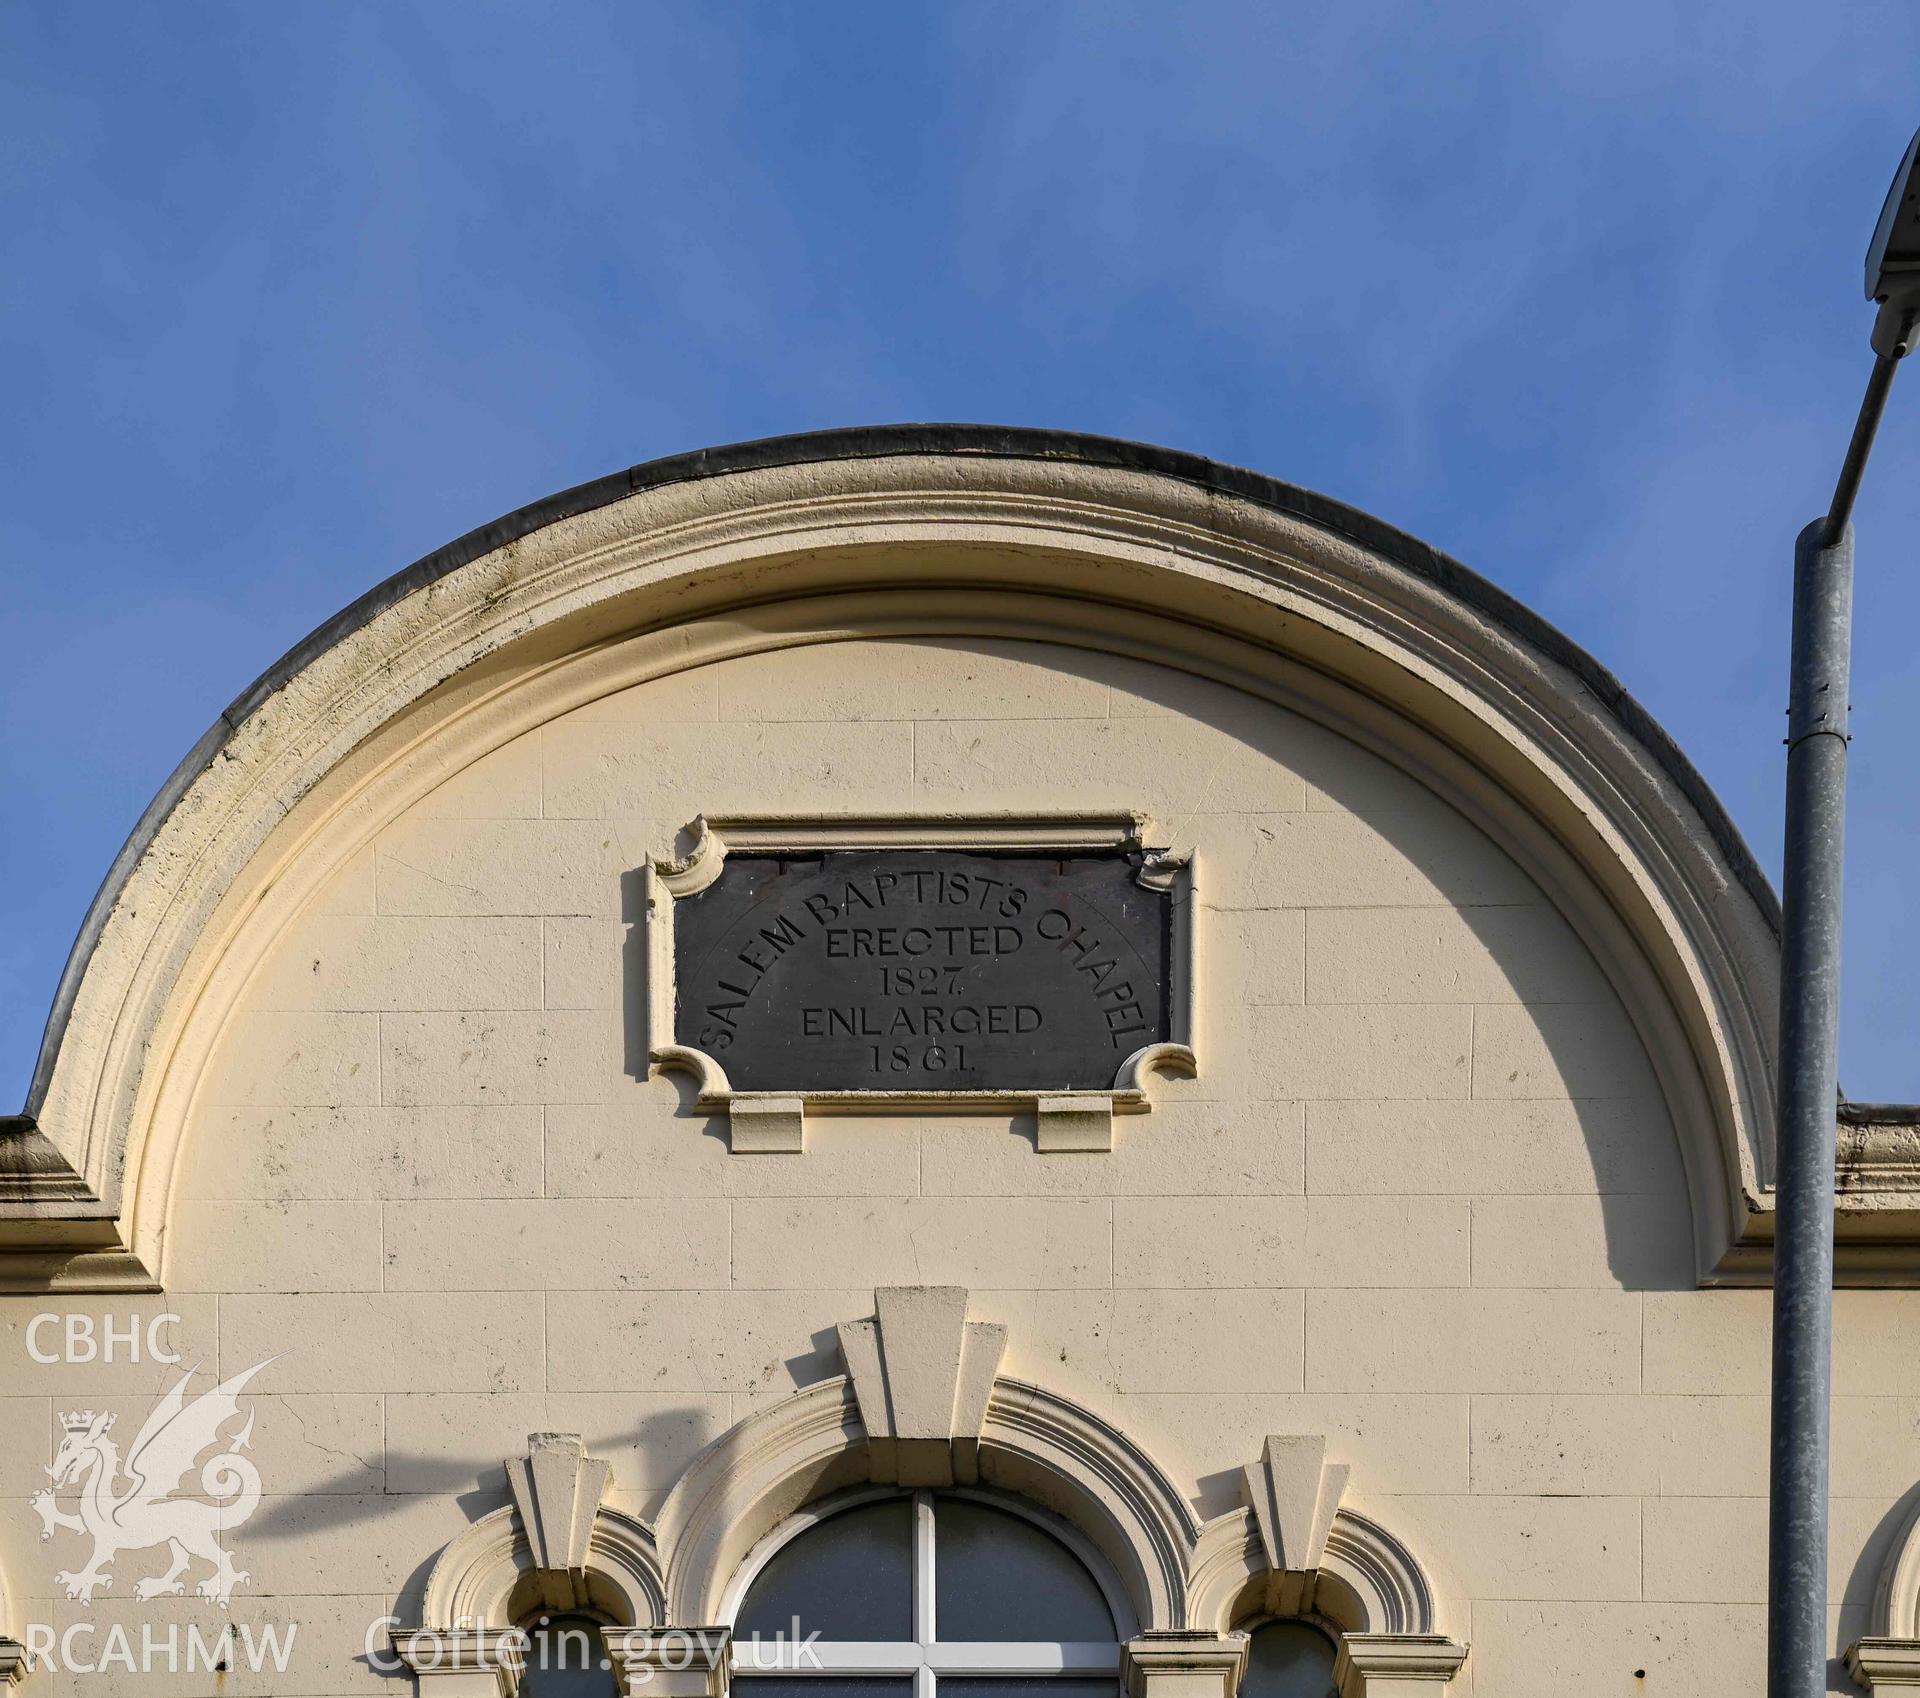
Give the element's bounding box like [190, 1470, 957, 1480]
[644, 813, 1198, 1152]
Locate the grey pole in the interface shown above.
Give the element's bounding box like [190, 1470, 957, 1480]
[1766, 514, 1852, 1698]
[1765, 122, 1917, 1698]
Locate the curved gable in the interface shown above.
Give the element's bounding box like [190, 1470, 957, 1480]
[1, 424, 1902, 1290]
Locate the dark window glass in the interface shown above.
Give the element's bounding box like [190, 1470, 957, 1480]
[1239, 1622, 1339, 1698]
[518, 1616, 620, 1698]
[933, 1497, 1115, 1642]
[734, 1682, 914, 1698]
[736, 1498, 914, 1641]
[938, 1682, 1118, 1698]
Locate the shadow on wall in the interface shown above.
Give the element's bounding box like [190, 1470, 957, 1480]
[243, 1405, 722, 1606]
[608, 637, 1699, 1295]
[1837, 1482, 1920, 1688]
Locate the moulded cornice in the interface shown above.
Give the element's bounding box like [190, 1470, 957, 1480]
[1120, 1630, 1248, 1698]
[651, 810, 1170, 890]
[1333, 1633, 1470, 1696]
[1842, 1104, 1920, 1194]
[1850, 1637, 1920, 1692]
[8, 430, 1908, 1285]
[389, 1626, 524, 1693]
[602, 1627, 731, 1698]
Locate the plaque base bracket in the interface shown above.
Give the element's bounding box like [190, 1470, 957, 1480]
[1036, 1094, 1115, 1153]
[703, 1050, 1196, 1157]
[727, 1096, 807, 1154]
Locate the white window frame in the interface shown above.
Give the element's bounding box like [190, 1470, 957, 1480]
[725, 1486, 1132, 1698]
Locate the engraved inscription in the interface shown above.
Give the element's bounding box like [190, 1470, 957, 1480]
[671, 850, 1172, 1092]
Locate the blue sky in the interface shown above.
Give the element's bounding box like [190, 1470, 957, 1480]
[3, 2, 1917, 1099]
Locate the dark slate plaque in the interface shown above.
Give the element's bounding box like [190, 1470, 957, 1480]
[673, 850, 1171, 1093]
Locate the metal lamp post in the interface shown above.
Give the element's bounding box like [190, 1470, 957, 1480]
[1768, 126, 1920, 1698]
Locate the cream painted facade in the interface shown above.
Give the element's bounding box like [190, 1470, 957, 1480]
[3, 428, 1920, 1696]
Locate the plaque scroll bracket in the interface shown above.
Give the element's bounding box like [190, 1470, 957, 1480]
[644, 812, 1198, 1154]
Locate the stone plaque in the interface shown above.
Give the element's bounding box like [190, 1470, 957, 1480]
[671, 849, 1172, 1093]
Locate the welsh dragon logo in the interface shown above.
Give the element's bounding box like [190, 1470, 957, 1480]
[31, 1360, 272, 1606]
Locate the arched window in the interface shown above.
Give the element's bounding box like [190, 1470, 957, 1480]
[728, 1489, 1126, 1698]
[1238, 1621, 1338, 1698]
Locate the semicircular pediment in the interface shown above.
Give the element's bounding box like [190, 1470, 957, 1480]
[2, 424, 1858, 1288]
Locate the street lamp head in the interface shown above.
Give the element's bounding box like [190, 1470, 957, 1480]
[1865, 126, 1920, 358]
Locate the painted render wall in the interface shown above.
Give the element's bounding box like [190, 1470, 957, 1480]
[3, 634, 1915, 1694]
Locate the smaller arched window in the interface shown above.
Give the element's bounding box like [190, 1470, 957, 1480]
[1238, 1621, 1339, 1698]
[727, 1489, 1128, 1697]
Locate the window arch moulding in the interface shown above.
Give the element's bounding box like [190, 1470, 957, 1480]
[397, 1287, 1466, 1698]
[1848, 1490, 1920, 1691]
